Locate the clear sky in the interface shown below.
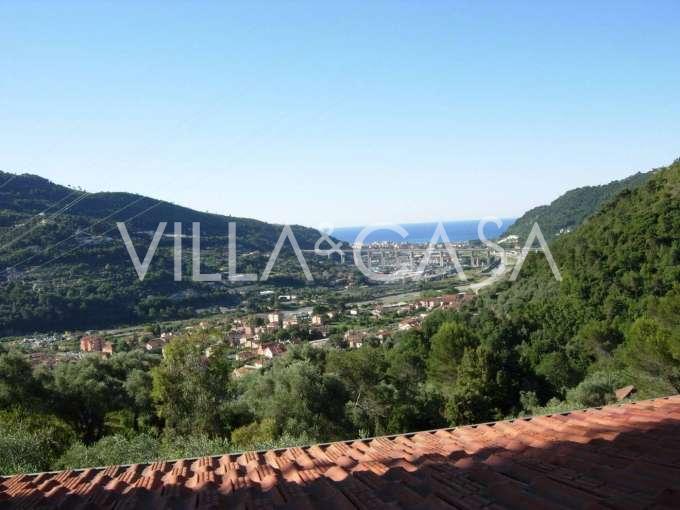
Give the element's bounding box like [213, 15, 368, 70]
[1, 1, 678, 228]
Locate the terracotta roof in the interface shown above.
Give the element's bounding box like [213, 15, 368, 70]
[2, 395, 680, 509]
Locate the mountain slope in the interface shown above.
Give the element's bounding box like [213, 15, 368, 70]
[473, 158, 680, 405]
[505, 169, 653, 241]
[0, 171, 333, 336]
[0, 171, 321, 250]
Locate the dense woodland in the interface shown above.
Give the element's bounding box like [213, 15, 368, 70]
[1, 160, 679, 475]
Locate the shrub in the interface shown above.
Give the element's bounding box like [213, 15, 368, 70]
[55, 434, 160, 470]
[230, 418, 276, 449]
[0, 411, 76, 475]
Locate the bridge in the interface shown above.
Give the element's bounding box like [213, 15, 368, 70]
[304, 245, 498, 271]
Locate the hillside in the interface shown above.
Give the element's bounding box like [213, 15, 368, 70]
[505, 169, 653, 241]
[0, 171, 332, 335]
[0, 171, 321, 250]
[2, 159, 678, 478]
[471, 158, 680, 412]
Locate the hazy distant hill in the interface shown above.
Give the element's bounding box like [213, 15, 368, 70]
[505, 170, 654, 241]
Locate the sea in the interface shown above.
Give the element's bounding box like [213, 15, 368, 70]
[332, 218, 516, 245]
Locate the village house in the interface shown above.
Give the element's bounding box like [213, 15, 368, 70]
[282, 316, 299, 329]
[227, 328, 246, 348]
[311, 314, 324, 326]
[344, 330, 368, 349]
[80, 335, 114, 357]
[397, 305, 413, 315]
[267, 312, 282, 325]
[240, 334, 260, 349]
[145, 338, 164, 352]
[258, 342, 287, 359]
[375, 329, 391, 342]
[102, 341, 114, 356]
[80, 335, 104, 352]
[442, 292, 474, 309]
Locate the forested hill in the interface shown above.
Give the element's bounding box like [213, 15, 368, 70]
[0, 162, 678, 475]
[505, 169, 653, 241]
[0, 171, 328, 335]
[459, 158, 680, 422]
[0, 171, 321, 249]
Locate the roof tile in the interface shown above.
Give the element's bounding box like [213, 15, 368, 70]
[3, 396, 680, 508]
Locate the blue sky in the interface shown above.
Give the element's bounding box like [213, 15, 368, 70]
[1, 1, 678, 227]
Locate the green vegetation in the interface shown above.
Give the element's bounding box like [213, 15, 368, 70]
[1, 159, 679, 475]
[505, 168, 652, 241]
[0, 171, 337, 335]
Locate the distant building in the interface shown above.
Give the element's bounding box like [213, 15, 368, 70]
[145, 338, 164, 352]
[282, 316, 299, 329]
[258, 342, 287, 358]
[398, 318, 420, 331]
[227, 328, 246, 347]
[375, 329, 391, 342]
[80, 335, 104, 352]
[344, 330, 368, 349]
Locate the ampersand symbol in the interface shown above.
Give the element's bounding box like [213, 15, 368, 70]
[314, 225, 344, 258]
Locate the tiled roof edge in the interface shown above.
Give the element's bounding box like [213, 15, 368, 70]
[4, 393, 678, 479]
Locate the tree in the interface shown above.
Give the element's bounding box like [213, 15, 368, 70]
[48, 357, 121, 442]
[427, 321, 478, 388]
[124, 369, 155, 431]
[617, 315, 680, 393]
[151, 335, 233, 436]
[443, 347, 499, 425]
[0, 410, 76, 475]
[0, 349, 46, 411]
[242, 360, 349, 440]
